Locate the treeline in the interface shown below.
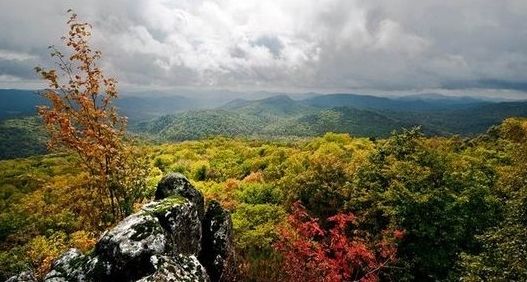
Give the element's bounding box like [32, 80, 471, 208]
[1, 118, 527, 280]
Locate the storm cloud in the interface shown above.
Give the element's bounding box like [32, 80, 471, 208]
[0, 0, 526, 93]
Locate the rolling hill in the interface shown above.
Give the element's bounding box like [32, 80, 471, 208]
[2, 89, 527, 150]
[0, 89, 47, 120]
[135, 110, 266, 140]
[0, 116, 48, 159]
[383, 101, 527, 135]
[135, 105, 412, 141]
[221, 95, 318, 117]
[135, 94, 527, 140]
[0, 89, 219, 122]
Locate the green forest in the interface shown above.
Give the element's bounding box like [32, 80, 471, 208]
[2, 117, 527, 280]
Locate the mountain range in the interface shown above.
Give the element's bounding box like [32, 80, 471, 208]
[1, 89, 527, 151]
[135, 93, 527, 140]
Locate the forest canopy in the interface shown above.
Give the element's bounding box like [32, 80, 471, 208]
[1, 118, 527, 280]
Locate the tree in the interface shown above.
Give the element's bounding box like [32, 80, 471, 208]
[274, 202, 400, 282]
[460, 118, 527, 280]
[350, 128, 501, 280]
[35, 11, 148, 222]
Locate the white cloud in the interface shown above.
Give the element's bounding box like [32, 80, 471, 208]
[0, 0, 526, 92]
[0, 74, 22, 82]
[0, 49, 36, 61]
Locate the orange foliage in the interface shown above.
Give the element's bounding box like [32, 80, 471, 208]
[243, 171, 265, 183]
[70, 231, 97, 253]
[35, 11, 148, 221]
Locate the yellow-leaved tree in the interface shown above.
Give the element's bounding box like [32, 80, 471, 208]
[35, 10, 148, 224]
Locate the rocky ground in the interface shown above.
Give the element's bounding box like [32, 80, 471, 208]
[7, 173, 235, 282]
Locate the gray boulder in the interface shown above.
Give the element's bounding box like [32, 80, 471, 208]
[5, 271, 37, 282]
[43, 249, 88, 281]
[144, 196, 202, 256]
[200, 201, 236, 282]
[137, 255, 209, 282]
[93, 211, 169, 281]
[8, 173, 234, 282]
[155, 173, 205, 219]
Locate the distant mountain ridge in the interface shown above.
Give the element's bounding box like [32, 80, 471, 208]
[135, 93, 527, 140]
[221, 95, 318, 118]
[2, 89, 527, 144]
[0, 89, 47, 120]
[304, 93, 490, 112]
[396, 93, 489, 104]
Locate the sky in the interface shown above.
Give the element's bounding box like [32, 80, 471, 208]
[0, 0, 527, 98]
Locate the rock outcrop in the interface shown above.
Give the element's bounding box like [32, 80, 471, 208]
[8, 173, 234, 282]
[199, 201, 236, 282]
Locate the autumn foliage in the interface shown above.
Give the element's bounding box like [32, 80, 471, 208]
[35, 11, 148, 222]
[274, 202, 401, 282]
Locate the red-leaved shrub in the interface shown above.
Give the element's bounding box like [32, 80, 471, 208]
[274, 202, 402, 282]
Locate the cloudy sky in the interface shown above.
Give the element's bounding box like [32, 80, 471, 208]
[1, 0, 527, 97]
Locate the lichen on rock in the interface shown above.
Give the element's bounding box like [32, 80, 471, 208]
[137, 254, 209, 282]
[155, 173, 205, 219]
[144, 196, 202, 256]
[43, 248, 89, 281]
[5, 271, 37, 282]
[94, 212, 167, 281]
[200, 200, 236, 282]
